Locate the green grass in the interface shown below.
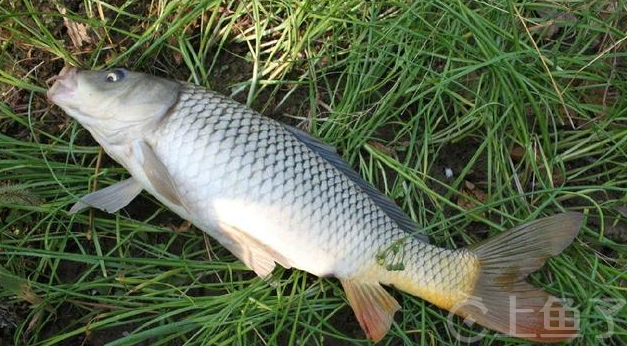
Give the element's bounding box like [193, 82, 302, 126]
[1, 0, 626, 345]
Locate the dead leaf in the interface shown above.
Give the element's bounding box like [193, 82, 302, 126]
[25, 310, 44, 336]
[457, 181, 488, 216]
[57, 6, 92, 49]
[168, 36, 182, 66]
[589, 212, 627, 243]
[599, 1, 620, 22]
[19, 283, 43, 306]
[510, 146, 526, 162]
[170, 220, 192, 233]
[510, 145, 543, 163]
[532, 8, 578, 40]
[0, 265, 52, 312]
[552, 168, 565, 185]
[368, 141, 398, 159]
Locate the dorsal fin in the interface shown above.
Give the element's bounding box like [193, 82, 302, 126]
[283, 125, 429, 243]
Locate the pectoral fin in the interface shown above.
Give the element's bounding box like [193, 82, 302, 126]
[133, 140, 185, 208]
[341, 279, 400, 342]
[69, 178, 143, 214]
[218, 222, 291, 278]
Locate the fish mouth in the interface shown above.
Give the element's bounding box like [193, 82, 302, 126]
[47, 66, 78, 106]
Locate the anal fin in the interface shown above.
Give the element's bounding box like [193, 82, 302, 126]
[69, 178, 143, 214]
[218, 222, 291, 279]
[340, 279, 400, 342]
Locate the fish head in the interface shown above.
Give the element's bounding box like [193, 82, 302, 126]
[47, 67, 180, 144]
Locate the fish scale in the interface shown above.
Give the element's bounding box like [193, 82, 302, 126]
[49, 68, 583, 343]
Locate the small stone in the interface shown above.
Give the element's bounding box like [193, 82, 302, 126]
[444, 167, 453, 179]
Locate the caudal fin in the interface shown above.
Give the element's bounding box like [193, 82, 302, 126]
[455, 212, 584, 343]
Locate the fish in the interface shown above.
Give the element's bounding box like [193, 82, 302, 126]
[47, 67, 584, 343]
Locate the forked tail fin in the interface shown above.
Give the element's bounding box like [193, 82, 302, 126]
[455, 212, 584, 343]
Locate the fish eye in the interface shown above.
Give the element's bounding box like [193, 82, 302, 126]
[106, 69, 125, 83]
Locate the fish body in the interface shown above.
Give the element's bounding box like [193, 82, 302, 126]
[149, 83, 422, 278]
[47, 67, 583, 343]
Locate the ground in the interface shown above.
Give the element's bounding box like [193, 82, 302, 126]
[1, 0, 626, 345]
